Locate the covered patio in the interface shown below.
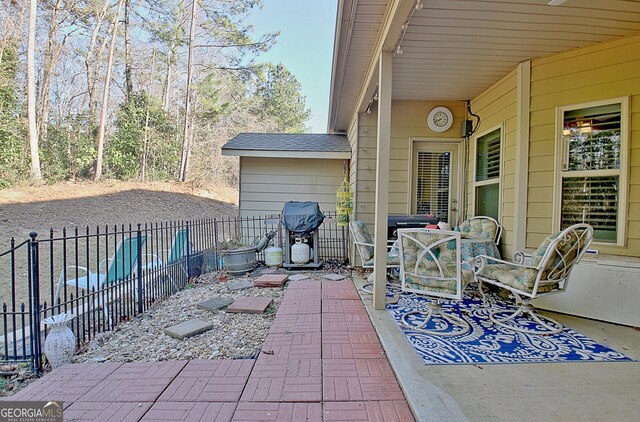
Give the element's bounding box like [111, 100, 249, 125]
[329, 0, 640, 321]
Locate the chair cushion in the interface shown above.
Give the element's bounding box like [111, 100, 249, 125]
[350, 221, 374, 261]
[404, 268, 472, 296]
[364, 254, 400, 267]
[475, 262, 564, 293]
[531, 231, 561, 267]
[531, 229, 588, 280]
[459, 218, 497, 241]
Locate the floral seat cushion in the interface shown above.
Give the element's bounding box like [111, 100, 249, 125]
[349, 220, 374, 261]
[364, 254, 400, 267]
[401, 231, 469, 296]
[459, 218, 497, 241]
[404, 267, 473, 296]
[476, 262, 558, 293]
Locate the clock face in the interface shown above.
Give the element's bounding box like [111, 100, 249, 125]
[427, 107, 453, 132]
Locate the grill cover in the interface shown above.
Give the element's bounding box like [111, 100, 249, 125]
[281, 201, 324, 233]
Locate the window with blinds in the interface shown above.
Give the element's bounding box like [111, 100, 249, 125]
[561, 103, 622, 243]
[474, 129, 501, 220]
[476, 129, 501, 182]
[416, 151, 450, 221]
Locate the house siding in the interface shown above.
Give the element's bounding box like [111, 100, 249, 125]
[354, 100, 466, 230]
[529, 34, 640, 256]
[239, 157, 345, 218]
[469, 69, 518, 258]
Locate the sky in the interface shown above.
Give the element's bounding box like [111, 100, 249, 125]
[246, 1, 338, 133]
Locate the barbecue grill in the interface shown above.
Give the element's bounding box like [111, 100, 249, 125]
[281, 201, 324, 269]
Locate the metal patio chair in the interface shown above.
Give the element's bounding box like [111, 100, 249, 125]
[474, 223, 593, 335]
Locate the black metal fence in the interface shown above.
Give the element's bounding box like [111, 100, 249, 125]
[0, 212, 347, 373]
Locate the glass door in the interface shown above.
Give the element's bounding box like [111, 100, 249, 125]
[411, 142, 460, 224]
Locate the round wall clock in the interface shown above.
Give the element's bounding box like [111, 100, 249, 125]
[427, 106, 453, 132]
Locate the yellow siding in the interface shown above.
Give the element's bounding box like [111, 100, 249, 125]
[354, 100, 466, 232]
[470, 69, 518, 257]
[529, 33, 640, 256]
[239, 157, 344, 218]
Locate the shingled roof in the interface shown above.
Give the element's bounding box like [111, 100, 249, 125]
[221, 133, 351, 159]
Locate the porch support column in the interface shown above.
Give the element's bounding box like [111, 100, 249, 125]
[513, 60, 531, 251]
[373, 50, 392, 310]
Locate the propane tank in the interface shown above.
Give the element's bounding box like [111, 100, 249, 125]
[291, 238, 310, 264]
[265, 245, 283, 267]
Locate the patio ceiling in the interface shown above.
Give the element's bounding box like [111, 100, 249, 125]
[329, 0, 640, 132]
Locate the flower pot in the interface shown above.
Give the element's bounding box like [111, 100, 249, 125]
[43, 313, 76, 369]
[222, 246, 256, 275]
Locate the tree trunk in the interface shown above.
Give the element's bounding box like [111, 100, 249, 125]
[124, 0, 133, 103]
[94, 0, 125, 181]
[179, 0, 197, 182]
[85, 0, 109, 124]
[27, 0, 42, 180]
[141, 47, 157, 182]
[162, 38, 174, 112]
[38, 0, 64, 145]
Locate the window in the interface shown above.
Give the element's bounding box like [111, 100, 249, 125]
[415, 151, 451, 221]
[557, 99, 628, 244]
[474, 128, 501, 220]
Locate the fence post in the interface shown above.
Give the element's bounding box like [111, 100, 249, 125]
[29, 232, 42, 375]
[186, 222, 191, 279]
[136, 224, 143, 314]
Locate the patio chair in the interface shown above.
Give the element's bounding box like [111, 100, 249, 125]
[349, 220, 400, 293]
[144, 228, 190, 269]
[474, 223, 593, 335]
[144, 228, 191, 292]
[458, 216, 503, 245]
[55, 235, 147, 318]
[398, 228, 474, 336]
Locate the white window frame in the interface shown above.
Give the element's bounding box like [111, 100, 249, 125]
[472, 124, 503, 220]
[408, 138, 463, 222]
[552, 97, 629, 246]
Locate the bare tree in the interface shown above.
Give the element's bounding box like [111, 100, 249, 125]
[179, 0, 197, 182]
[85, 0, 110, 123]
[124, 0, 133, 102]
[27, 0, 42, 180]
[94, 0, 125, 181]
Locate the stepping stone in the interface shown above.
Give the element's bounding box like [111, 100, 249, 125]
[197, 297, 234, 312]
[227, 280, 254, 291]
[257, 267, 279, 274]
[226, 296, 273, 314]
[289, 274, 310, 281]
[254, 274, 288, 288]
[323, 273, 347, 281]
[164, 319, 213, 340]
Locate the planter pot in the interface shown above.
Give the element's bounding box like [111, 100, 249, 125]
[43, 313, 76, 369]
[222, 246, 256, 275]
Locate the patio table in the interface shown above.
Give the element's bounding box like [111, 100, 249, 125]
[460, 236, 500, 270]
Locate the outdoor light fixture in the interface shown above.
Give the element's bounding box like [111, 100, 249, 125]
[394, 0, 423, 56]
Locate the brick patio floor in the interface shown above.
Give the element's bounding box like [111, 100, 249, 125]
[6, 278, 414, 421]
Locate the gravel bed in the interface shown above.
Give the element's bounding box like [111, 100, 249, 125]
[74, 271, 285, 363]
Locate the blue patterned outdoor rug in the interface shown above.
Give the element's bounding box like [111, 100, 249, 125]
[387, 290, 634, 365]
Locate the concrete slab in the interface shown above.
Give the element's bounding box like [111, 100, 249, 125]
[323, 273, 348, 281]
[226, 297, 272, 314]
[227, 280, 253, 291]
[254, 274, 289, 288]
[164, 320, 214, 340]
[289, 274, 310, 281]
[197, 297, 234, 312]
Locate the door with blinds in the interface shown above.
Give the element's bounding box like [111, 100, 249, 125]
[411, 142, 460, 224]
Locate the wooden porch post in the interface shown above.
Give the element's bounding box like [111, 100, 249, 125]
[373, 50, 392, 310]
